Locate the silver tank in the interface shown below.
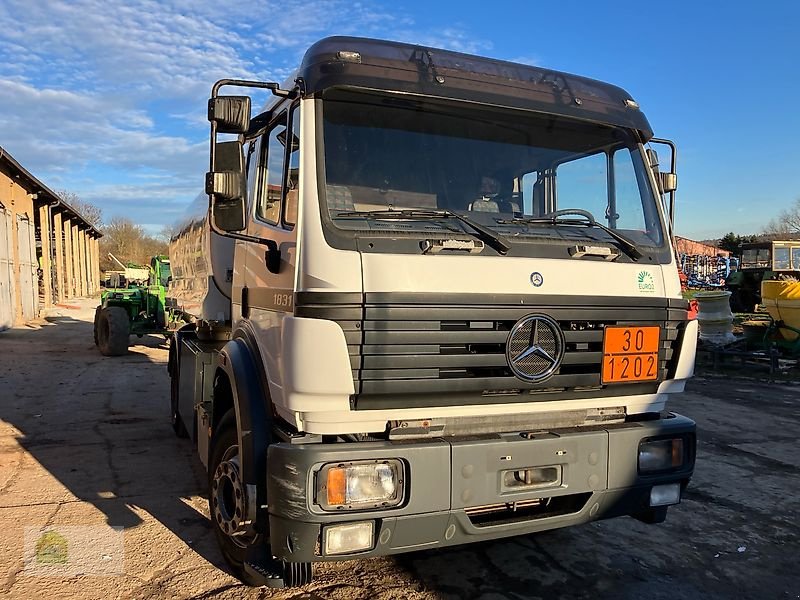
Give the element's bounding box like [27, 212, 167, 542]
[168, 193, 234, 322]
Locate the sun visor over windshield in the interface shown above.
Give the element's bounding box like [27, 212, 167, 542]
[298, 36, 653, 140]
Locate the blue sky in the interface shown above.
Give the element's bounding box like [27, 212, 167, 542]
[1, 0, 797, 240]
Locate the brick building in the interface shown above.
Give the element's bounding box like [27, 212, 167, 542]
[674, 236, 729, 258]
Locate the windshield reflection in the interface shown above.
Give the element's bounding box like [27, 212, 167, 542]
[321, 89, 666, 248]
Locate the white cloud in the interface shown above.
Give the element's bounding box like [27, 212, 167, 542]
[0, 0, 492, 228]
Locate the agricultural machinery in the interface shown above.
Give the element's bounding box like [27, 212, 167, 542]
[94, 254, 185, 355]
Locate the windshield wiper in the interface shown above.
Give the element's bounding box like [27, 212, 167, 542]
[335, 209, 511, 255]
[497, 209, 642, 261]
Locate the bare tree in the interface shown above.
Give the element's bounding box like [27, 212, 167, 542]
[56, 190, 104, 228]
[156, 223, 180, 243]
[763, 198, 800, 239]
[99, 217, 167, 271]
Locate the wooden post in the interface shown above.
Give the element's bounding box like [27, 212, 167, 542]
[71, 223, 80, 297]
[78, 229, 87, 297]
[63, 218, 73, 299]
[92, 237, 100, 293]
[52, 211, 65, 303]
[38, 205, 53, 308]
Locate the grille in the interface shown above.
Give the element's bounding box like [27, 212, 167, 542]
[295, 294, 688, 410]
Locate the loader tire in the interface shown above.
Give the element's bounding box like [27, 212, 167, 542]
[97, 307, 130, 356]
[93, 306, 101, 346]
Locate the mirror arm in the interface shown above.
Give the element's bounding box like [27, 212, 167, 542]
[650, 137, 677, 226]
[207, 78, 298, 241]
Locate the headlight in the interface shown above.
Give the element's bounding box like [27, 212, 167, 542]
[638, 437, 685, 473]
[316, 460, 404, 511]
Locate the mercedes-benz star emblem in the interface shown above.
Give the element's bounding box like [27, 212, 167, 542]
[530, 272, 544, 287]
[506, 314, 565, 383]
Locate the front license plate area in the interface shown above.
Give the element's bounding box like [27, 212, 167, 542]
[602, 325, 660, 384]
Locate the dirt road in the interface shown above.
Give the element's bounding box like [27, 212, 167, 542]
[1, 300, 798, 599]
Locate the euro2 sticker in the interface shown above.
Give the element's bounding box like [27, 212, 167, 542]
[637, 270, 656, 293]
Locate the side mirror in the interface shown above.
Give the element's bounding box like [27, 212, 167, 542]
[208, 96, 251, 134]
[659, 172, 677, 193]
[206, 141, 247, 232]
[646, 148, 660, 169]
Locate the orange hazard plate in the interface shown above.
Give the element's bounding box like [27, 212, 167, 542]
[602, 326, 660, 384]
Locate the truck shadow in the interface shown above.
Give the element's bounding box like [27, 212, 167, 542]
[0, 314, 723, 599]
[0, 314, 232, 577]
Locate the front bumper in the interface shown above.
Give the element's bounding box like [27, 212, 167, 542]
[266, 413, 695, 562]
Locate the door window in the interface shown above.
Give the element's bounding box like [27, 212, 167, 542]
[284, 105, 300, 227]
[256, 113, 288, 225]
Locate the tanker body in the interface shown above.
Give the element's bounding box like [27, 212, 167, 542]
[168, 36, 697, 588]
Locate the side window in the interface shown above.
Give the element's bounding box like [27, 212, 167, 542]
[612, 149, 647, 231]
[245, 140, 259, 210]
[774, 247, 791, 270]
[284, 105, 300, 227]
[555, 152, 608, 221]
[256, 113, 288, 225]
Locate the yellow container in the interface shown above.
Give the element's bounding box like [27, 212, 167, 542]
[761, 280, 800, 341]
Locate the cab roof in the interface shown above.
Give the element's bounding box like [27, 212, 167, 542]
[297, 36, 654, 140]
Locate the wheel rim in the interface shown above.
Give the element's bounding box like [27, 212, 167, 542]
[211, 445, 257, 548]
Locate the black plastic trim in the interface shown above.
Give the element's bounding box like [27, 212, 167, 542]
[296, 292, 685, 309]
[354, 383, 661, 410]
[217, 330, 274, 529]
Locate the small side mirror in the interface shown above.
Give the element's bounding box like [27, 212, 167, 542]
[207, 141, 247, 232]
[659, 172, 678, 193]
[208, 96, 251, 134]
[646, 148, 660, 169]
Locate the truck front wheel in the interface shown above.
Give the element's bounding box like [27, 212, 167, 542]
[208, 410, 313, 588]
[96, 307, 130, 356]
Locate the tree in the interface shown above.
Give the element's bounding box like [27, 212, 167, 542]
[763, 198, 800, 239]
[156, 223, 180, 243]
[99, 217, 167, 272]
[717, 232, 760, 255]
[56, 190, 104, 228]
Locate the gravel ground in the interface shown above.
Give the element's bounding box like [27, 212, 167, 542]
[1, 299, 798, 599]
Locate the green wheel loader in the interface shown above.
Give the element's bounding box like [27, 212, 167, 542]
[94, 255, 187, 356]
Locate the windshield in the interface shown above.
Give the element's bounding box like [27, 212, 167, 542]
[321, 89, 666, 249]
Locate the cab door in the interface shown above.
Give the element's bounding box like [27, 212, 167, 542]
[241, 102, 300, 401]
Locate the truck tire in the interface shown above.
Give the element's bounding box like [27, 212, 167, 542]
[97, 307, 130, 356]
[209, 410, 313, 588]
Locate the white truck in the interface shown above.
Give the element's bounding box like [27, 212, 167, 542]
[168, 36, 697, 588]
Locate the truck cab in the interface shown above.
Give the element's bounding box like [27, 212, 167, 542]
[169, 37, 697, 588]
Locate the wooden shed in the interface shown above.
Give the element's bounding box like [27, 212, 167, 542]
[0, 147, 102, 330]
